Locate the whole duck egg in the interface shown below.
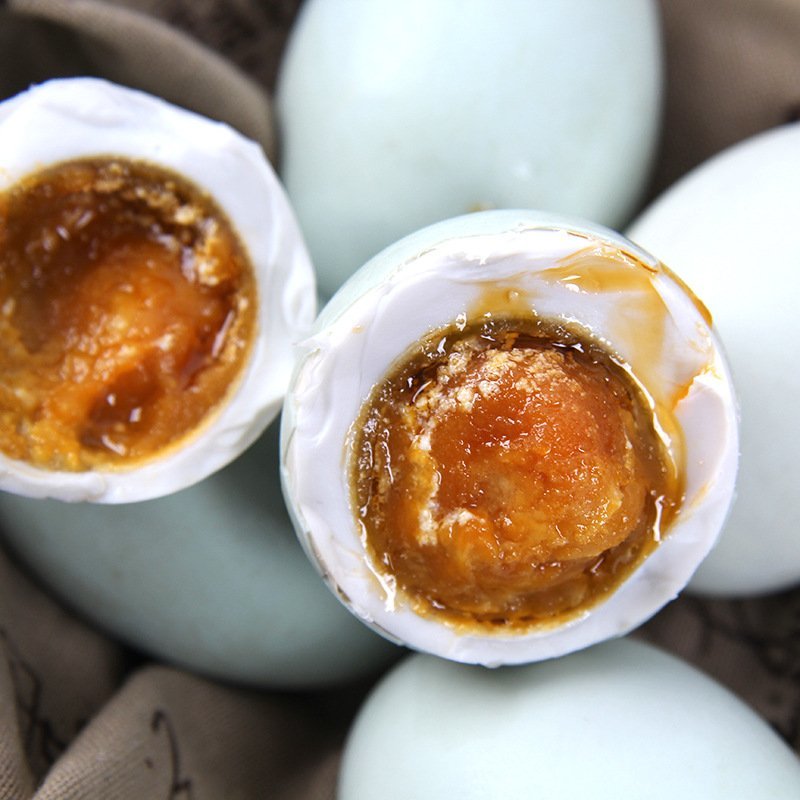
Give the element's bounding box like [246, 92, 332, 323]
[338, 638, 800, 799]
[275, 0, 664, 297]
[0, 418, 400, 688]
[628, 123, 800, 596]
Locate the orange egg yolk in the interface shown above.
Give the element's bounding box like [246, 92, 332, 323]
[0, 158, 256, 472]
[352, 321, 680, 630]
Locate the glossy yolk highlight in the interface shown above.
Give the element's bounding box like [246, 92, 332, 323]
[354, 324, 677, 629]
[0, 158, 256, 471]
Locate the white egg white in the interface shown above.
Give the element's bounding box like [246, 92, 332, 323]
[0, 77, 316, 503]
[281, 209, 738, 666]
[339, 638, 800, 799]
[627, 123, 800, 596]
[276, 0, 663, 296]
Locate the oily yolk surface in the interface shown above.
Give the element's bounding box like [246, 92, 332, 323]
[0, 158, 255, 471]
[354, 324, 677, 629]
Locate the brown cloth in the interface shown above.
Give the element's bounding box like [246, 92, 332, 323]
[0, 0, 276, 160]
[1, 1, 799, 798]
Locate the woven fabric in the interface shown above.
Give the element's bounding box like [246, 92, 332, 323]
[0, 1, 798, 797]
[1, 0, 276, 160]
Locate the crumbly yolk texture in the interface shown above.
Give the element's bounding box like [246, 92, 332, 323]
[0, 158, 256, 471]
[353, 323, 679, 629]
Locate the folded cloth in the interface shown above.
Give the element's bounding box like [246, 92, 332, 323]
[0, 0, 276, 160]
[0, 542, 360, 800]
[650, 0, 800, 196]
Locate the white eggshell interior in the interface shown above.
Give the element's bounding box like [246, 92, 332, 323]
[338, 639, 800, 799]
[0, 77, 316, 503]
[281, 209, 738, 666]
[276, 0, 663, 296]
[627, 123, 800, 596]
[0, 418, 399, 688]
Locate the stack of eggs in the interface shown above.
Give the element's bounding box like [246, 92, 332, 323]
[0, 0, 798, 795]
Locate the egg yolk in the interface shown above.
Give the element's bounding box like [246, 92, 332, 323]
[0, 158, 256, 471]
[352, 320, 680, 630]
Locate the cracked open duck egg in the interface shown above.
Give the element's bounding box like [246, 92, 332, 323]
[281, 209, 738, 665]
[0, 77, 315, 503]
